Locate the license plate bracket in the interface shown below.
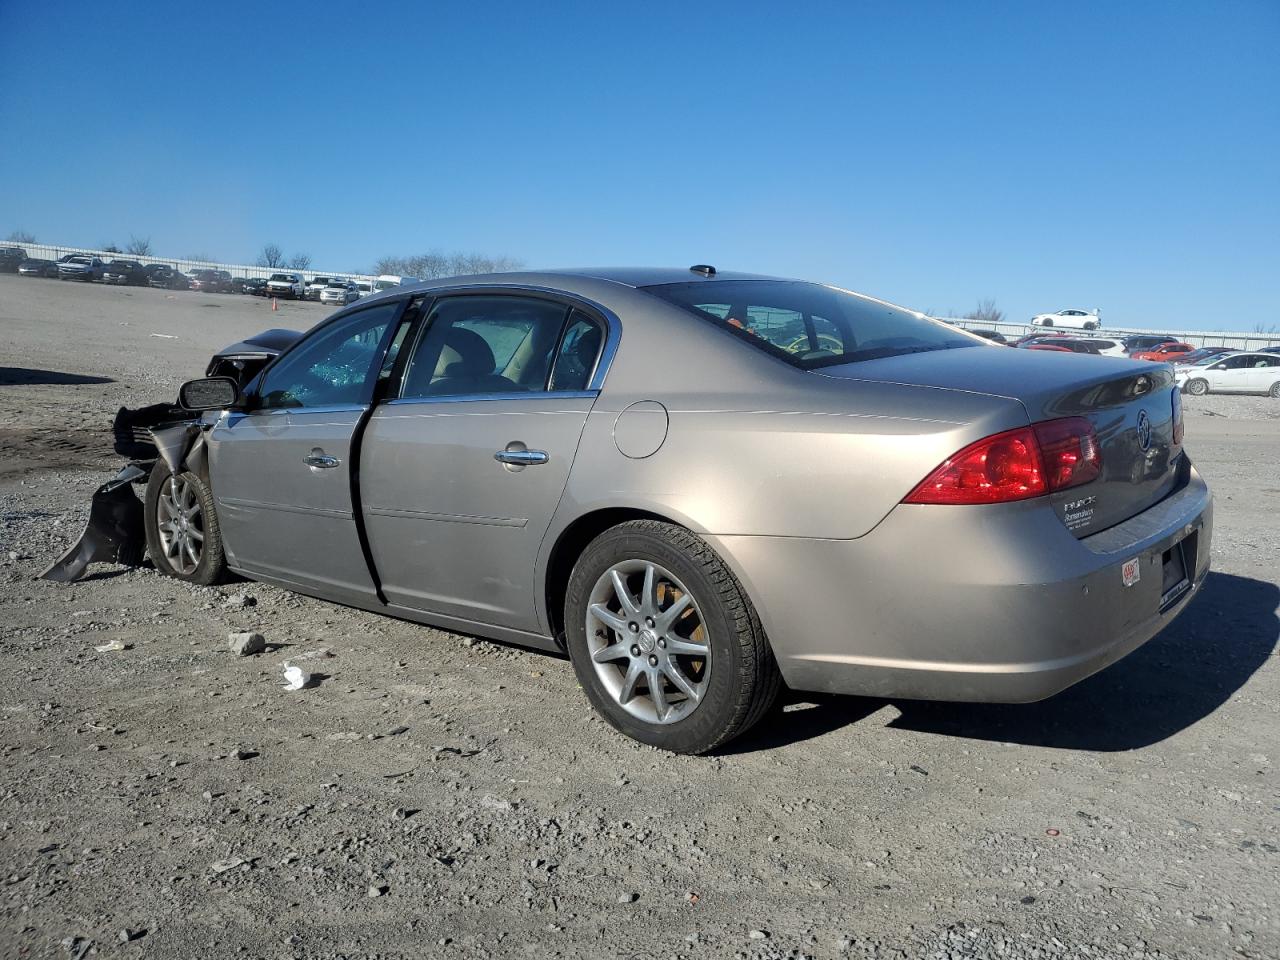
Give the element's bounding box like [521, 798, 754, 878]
[1159, 530, 1197, 610]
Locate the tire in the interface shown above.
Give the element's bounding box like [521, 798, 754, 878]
[144, 462, 227, 585]
[1084, 321, 1099, 330]
[564, 520, 781, 754]
[1270, 381, 1280, 399]
[1041, 319, 1053, 327]
[1185, 378, 1209, 397]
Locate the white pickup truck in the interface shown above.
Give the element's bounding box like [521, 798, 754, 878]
[265, 273, 305, 299]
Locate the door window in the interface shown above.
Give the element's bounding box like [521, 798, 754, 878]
[255, 301, 401, 409]
[400, 296, 578, 398]
[548, 311, 605, 391]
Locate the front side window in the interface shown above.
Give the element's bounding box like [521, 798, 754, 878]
[256, 301, 401, 409]
[399, 296, 600, 398]
[643, 280, 976, 369]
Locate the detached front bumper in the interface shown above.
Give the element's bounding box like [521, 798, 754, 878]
[707, 464, 1213, 703]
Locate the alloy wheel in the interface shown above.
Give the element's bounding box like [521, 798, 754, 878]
[155, 475, 205, 575]
[585, 560, 711, 724]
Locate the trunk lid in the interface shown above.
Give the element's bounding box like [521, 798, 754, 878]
[816, 347, 1183, 537]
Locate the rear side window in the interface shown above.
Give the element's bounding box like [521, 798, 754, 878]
[643, 280, 975, 368]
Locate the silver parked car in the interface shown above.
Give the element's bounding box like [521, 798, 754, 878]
[137, 267, 1212, 753]
[319, 280, 360, 306]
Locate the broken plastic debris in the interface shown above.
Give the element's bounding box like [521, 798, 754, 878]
[210, 856, 246, 874]
[282, 665, 312, 691]
[95, 640, 130, 653]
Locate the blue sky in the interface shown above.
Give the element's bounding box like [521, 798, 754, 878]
[1, 1, 1276, 330]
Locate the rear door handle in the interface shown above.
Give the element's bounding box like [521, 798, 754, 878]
[494, 449, 549, 465]
[304, 451, 341, 469]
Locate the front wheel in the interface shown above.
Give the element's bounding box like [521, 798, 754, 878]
[1270, 381, 1280, 399]
[564, 520, 780, 754]
[1185, 378, 1210, 397]
[144, 463, 227, 585]
[1084, 321, 1099, 330]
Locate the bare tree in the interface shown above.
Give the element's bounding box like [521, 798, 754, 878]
[126, 235, 153, 256]
[964, 298, 1005, 325]
[288, 253, 312, 270]
[256, 243, 285, 268]
[6, 228, 36, 243]
[373, 250, 523, 279]
[1251, 322, 1279, 334]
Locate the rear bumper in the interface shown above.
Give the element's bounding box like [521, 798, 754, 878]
[706, 463, 1212, 703]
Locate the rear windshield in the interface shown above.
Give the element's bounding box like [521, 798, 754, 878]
[643, 280, 980, 369]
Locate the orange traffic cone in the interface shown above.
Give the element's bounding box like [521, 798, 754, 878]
[272, 297, 278, 312]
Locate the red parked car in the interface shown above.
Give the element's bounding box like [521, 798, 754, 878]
[1130, 342, 1195, 362]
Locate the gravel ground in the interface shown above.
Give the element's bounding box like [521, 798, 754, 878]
[1, 275, 1277, 959]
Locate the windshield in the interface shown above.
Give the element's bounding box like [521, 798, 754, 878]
[642, 279, 981, 369]
[269, 274, 293, 282]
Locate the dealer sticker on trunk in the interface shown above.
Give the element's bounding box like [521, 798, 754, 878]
[1122, 556, 1141, 588]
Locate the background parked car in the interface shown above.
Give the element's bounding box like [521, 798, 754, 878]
[1131, 341, 1195, 362]
[319, 280, 359, 306]
[1030, 308, 1101, 329]
[266, 272, 305, 299]
[0, 246, 28, 272]
[18, 258, 58, 278]
[353, 280, 374, 298]
[148, 265, 191, 290]
[1174, 347, 1236, 366]
[967, 329, 1009, 344]
[1121, 334, 1178, 355]
[1016, 337, 1101, 355]
[304, 276, 334, 300]
[57, 256, 104, 281]
[101, 259, 149, 285]
[238, 277, 268, 296]
[1176, 352, 1280, 397]
[189, 269, 226, 293]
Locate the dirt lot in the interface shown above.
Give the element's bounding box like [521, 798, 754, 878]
[1, 274, 1277, 960]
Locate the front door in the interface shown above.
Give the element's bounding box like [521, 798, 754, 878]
[359, 294, 606, 632]
[209, 299, 404, 604]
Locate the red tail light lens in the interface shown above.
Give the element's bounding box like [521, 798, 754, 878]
[904, 417, 1101, 505]
[1033, 417, 1101, 491]
[904, 427, 1046, 504]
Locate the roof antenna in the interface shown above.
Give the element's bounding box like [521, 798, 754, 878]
[689, 264, 716, 277]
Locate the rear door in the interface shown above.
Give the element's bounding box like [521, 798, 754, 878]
[208, 299, 405, 604]
[1239, 355, 1280, 391]
[359, 294, 607, 631]
[1205, 354, 1252, 392]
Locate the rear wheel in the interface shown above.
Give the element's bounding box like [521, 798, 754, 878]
[144, 462, 226, 585]
[564, 520, 780, 754]
[1186, 378, 1210, 396]
[1270, 381, 1280, 399]
[1084, 321, 1099, 330]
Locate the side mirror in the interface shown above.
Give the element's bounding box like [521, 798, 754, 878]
[179, 376, 240, 411]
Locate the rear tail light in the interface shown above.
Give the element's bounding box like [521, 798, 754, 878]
[904, 417, 1101, 505]
[1171, 389, 1184, 445]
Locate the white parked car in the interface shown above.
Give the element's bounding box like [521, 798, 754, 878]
[373, 274, 419, 293]
[1030, 308, 1102, 330]
[265, 273, 305, 299]
[319, 280, 359, 306]
[353, 280, 374, 298]
[1175, 352, 1280, 398]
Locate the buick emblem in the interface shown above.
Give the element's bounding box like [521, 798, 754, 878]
[1136, 410, 1152, 451]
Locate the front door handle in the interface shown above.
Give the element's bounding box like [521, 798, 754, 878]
[494, 449, 549, 466]
[304, 450, 341, 469]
